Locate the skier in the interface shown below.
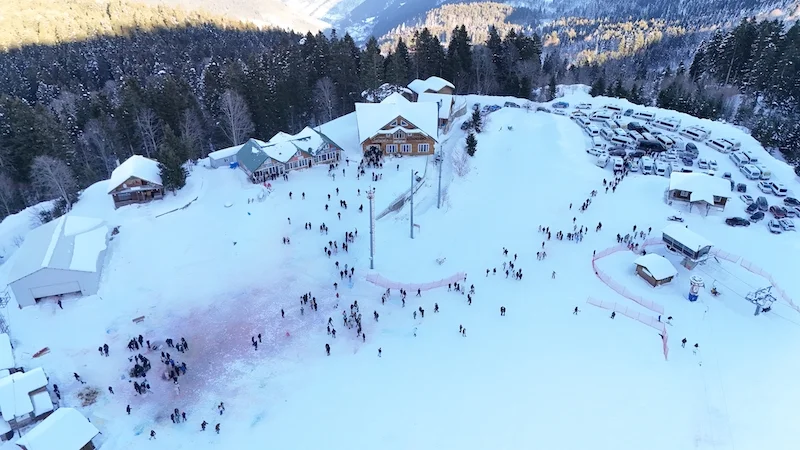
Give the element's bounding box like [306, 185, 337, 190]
[325, 343, 331, 356]
[73, 373, 85, 384]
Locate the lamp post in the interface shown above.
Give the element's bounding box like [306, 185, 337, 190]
[366, 187, 376, 269]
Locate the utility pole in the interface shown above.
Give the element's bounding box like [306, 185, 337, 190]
[410, 170, 415, 239]
[435, 153, 443, 209]
[367, 188, 376, 269]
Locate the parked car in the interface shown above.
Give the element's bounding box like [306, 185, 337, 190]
[746, 203, 759, 214]
[779, 218, 796, 231]
[740, 194, 754, 205]
[737, 183, 747, 193]
[629, 150, 646, 158]
[504, 101, 520, 108]
[608, 149, 627, 157]
[624, 108, 634, 116]
[769, 205, 787, 218]
[575, 103, 592, 109]
[749, 211, 765, 222]
[725, 217, 750, 227]
[697, 158, 709, 169]
[460, 120, 474, 131]
[587, 147, 607, 157]
[552, 101, 569, 109]
[553, 109, 567, 116]
[783, 197, 800, 207]
[757, 181, 773, 193]
[536, 106, 551, 113]
[722, 172, 732, 180]
[628, 122, 645, 132]
[571, 110, 587, 119]
[756, 196, 769, 211]
[708, 160, 718, 170]
[685, 142, 698, 153]
[680, 157, 693, 166]
[767, 219, 783, 234]
[785, 206, 800, 218]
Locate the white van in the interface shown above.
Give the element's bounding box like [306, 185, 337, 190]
[639, 156, 655, 174]
[721, 138, 741, 150]
[679, 125, 711, 141]
[655, 134, 675, 149]
[739, 164, 761, 180]
[603, 104, 623, 113]
[591, 137, 606, 150]
[576, 117, 591, 128]
[632, 111, 656, 122]
[655, 160, 671, 177]
[596, 154, 609, 168]
[640, 132, 656, 143]
[743, 150, 758, 165]
[600, 127, 616, 140]
[604, 118, 622, 129]
[707, 138, 734, 153]
[755, 164, 771, 180]
[730, 151, 748, 167]
[585, 125, 601, 137]
[612, 156, 625, 172]
[652, 117, 681, 132]
[610, 135, 635, 147]
[590, 110, 614, 122]
[628, 130, 644, 142]
[770, 182, 788, 197]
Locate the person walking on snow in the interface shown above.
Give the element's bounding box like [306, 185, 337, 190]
[325, 343, 331, 356]
[416, 289, 421, 297]
[216, 424, 221, 434]
[610, 312, 616, 319]
[149, 430, 156, 440]
[108, 386, 114, 394]
[126, 405, 131, 415]
[681, 338, 687, 348]
[218, 402, 225, 415]
[552, 271, 556, 279]
[573, 307, 579, 315]
[201, 421, 208, 431]
[693, 343, 699, 355]
[74, 373, 85, 384]
[378, 348, 382, 357]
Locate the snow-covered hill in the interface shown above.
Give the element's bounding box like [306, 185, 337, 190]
[1, 88, 799, 449]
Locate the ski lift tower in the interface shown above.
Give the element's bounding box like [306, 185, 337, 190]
[746, 286, 777, 316]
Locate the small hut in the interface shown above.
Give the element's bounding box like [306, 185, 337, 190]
[634, 254, 678, 287]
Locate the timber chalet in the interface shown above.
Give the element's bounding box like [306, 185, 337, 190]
[355, 92, 439, 157]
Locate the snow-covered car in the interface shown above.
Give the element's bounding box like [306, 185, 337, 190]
[575, 103, 592, 109]
[779, 218, 796, 231]
[460, 120, 474, 131]
[767, 219, 783, 234]
[740, 194, 754, 205]
[785, 206, 800, 218]
[746, 203, 759, 214]
[708, 159, 718, 170]
[553, 109, 567, 116]
[624, 108, 634, 116]
[552, 101, 570, 109]
[749, 211, 765, 222]
[783, 197, 800, 207]
[770, 205, 788, 218]
[629, 160, 640, 172]
[681, 157, 694, 166]
[725, 217, 750, 227]
[756, 196, 769, 211]
[536, 106, 551, 113]
[697, 158, 709, 169]
[570, 110, 587, 119]
[586, 147, 607, 157]
[757, 181, 773, 193]
[504, 101, 520, 108]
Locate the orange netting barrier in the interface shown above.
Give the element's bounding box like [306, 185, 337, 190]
[587, 297, 669, 360]
[591, 247, 666, 316]
[365, 272, 467, 292]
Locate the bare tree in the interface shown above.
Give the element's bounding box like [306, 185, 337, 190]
[81, 119, 117, 178]
[30, 156, 77, 210]
[0, 173, 15, 218]
[314, 77, 338, 123]
[180, 109, 205, 159]
[451, 149, 471, 177]
[135, 108, 160, 157]
[218, 90, 254, 146]
[473, 46, 498, 95]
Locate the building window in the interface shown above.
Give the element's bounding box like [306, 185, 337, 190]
[390, 120, 398, 126]
[394, 130, 405, 139]
[386, 144, 397, 153]
[401, 144, 412, 153]
[400, 120, 408, 126]
[418, 143, 430, 153]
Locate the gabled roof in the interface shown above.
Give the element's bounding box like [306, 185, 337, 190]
[0, 368, 50, 423]
[15, 407, 98, 450]
[235, 139, 270, 173]
[107, 155, 162, 194]
[262, 141, 304, 164]
[208, 144, 244, 160]
[662, 224, 713, 251]
[407, 77, 455, 95]
[354, 102, 439, 144]
[381, 92, 411, 104]
[269, 127, 332, 156]
[634, 254, 677, 280]
[8, 216, 108, 283]
[669, 172, 732, 204]
[417, 93, 454, 119]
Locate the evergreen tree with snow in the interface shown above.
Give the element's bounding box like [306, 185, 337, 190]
[590, 77, 606, 97]
[466, 132, 478, 157]
[471, 108, 482, 133]
[158, 126, 188, 194]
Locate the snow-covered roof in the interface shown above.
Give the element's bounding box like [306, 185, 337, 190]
[0, 368, 50, 423]
[381, 92, 411, 104]
[269, 127, 329, 156]
[669, 172, 732, 204]
[107, 155, 162, 194]
[261, 141, 303, 164]
[354, 102, 439, 144]
[407, 77, 455, 95]
[417, 93, 454, 119]
[0, 335, 14, 371]
[634, 254, 677, 280]
[15, 407, 98, 450]
[662, 224, 713, 251]
[208, 144, 244, 161]
[8, 216, 108, 283]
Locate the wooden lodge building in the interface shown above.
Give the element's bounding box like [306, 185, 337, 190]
[106, 155, 164, 209]
[355, 93, 439, 157]
[407, 76, 455, 101]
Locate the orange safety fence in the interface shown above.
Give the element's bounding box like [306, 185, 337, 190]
[587, 297, 669, 361]
[365, 272, 467, 292]
[591, 250, 666, 316]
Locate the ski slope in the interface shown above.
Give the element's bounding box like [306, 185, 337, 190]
[0, 88, 799, 450]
